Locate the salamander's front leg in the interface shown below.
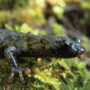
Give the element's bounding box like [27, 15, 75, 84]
[4, 46, 25, 84]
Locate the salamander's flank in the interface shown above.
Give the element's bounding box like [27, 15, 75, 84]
[0, 29, 85, 84]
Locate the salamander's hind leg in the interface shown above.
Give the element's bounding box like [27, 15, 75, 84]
[4, 46, 25, 84]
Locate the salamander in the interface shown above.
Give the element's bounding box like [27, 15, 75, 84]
[0, 29, 85, 83]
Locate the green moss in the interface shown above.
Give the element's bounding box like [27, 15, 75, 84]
[0, 57, 89, 89]
[0, 11, 11, 27]
[51, 23, 65, 36]
[81, 0, 90, 9]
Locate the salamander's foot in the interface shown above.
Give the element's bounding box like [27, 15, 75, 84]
[8, 66, 25, 84]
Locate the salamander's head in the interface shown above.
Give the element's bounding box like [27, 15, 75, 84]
[57, 37, 85, 58]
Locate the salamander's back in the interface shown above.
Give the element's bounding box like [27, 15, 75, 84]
[0, 29, 25, 47]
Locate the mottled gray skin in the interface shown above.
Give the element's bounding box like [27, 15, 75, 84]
[0, 29, 85, 84]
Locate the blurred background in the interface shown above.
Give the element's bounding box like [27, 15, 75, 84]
[0, 0, 90, 89]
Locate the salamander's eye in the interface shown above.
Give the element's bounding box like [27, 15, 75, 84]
[65, 41, 72, 46]
[61, 43, 71, 51]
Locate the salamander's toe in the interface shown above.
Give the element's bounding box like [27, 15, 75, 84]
[8, 66, 25, 84]
[8, 72, 14, 83]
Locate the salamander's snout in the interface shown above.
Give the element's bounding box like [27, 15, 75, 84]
[78, 47, 85, 54]
[72, 44, 85, 55]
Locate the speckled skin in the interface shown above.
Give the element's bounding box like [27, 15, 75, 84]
[27, 34, 85, 58]
[0, 29, 85, 83]
[0, 29, 85, 57]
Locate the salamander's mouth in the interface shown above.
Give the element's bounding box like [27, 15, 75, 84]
[77, 48, 85, 55]
[72, 44, 85, 56]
